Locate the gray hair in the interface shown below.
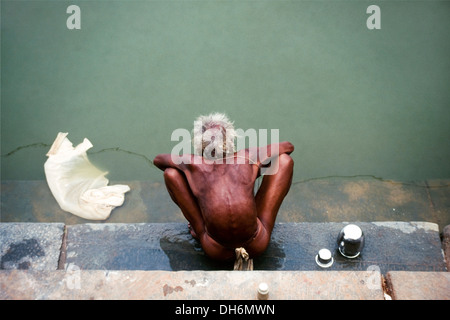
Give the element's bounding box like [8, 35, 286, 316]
[192, 112, 236, 157]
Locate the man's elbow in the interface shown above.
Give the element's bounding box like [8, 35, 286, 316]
[283, 142, 294, 155]
[153, 154, 166, 170]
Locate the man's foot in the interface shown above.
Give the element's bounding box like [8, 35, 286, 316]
[188, 223, 199, 240]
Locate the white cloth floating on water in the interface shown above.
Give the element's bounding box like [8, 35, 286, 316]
[44, 132, 130, 220]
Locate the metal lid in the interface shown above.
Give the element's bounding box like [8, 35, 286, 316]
[338, 224, 365, 258]
[315, 248, 334, 268]
[342, 224, 363, 240]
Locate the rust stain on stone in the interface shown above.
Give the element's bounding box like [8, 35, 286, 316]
[163, 284, 183, 296]
[185, 280, 196, 287]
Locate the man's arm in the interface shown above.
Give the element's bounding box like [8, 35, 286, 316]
[153, 154, 191, 171]
[256, 141, 294, 166]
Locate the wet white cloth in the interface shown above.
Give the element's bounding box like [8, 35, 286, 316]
[44, 132, 130, 220]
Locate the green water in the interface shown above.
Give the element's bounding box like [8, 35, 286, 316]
[2, 0, 450, 184]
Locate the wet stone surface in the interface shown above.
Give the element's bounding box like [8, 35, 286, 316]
[65, 223, 231, 271]
[0, 223, 64, 270]
[265, 222, 446, 274]
[2, 179, 449, 232]
[65, 222, 446, 274]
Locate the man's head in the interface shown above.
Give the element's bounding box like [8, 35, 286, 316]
[193, 113, 236, 158]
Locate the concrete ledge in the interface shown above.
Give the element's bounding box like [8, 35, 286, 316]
[0, 270, 384, 300]
[385, 271, 450, 300]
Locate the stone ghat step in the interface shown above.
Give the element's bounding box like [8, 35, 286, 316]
[0, 222, 447, 273]
[1, 270, 449, 300]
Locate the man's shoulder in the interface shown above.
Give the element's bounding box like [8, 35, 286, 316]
[175, 154, 210, 167]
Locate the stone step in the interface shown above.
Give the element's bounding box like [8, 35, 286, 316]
[1, 222, 447, 274]
[63, 221, 447, 273]
[0, 223, 64, 270]
[0, 270, 385, 300]
[2, 221, 449, 300]
[385, 271, 450, 300]
[2, 270, 450, 300]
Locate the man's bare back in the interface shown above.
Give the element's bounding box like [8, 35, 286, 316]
[154, 143, 294, 261]
[180, 151, 261, 248]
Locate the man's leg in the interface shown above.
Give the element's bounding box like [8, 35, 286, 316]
[255, 153, 294, 234]
[245, 154, 294, 258]
[163, 168, 205, 238]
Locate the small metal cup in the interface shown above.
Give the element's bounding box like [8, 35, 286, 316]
[315, 248, 334, 268]
[337, 224, 365, 258]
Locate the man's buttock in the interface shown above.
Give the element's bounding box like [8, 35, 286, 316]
[204, 215, 259, 249]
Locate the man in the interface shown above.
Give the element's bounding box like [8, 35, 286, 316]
[153, 113, 294, 261]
